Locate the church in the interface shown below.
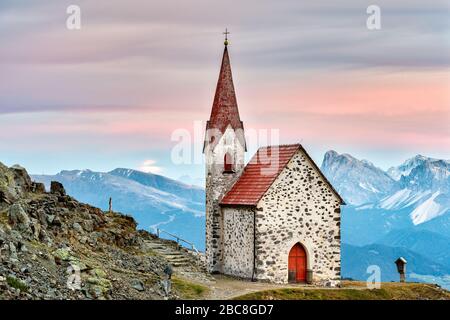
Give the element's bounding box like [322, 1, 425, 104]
[203, 36, 345, 286]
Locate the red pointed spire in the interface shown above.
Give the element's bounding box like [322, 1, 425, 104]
[207, 46, 244, 136]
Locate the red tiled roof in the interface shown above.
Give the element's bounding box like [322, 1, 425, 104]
[220, 144, 301, 206]
[220, 144, 345, 206]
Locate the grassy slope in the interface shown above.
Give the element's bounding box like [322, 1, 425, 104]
[172, 277, 210, 300]
[234, 281, 450, 300]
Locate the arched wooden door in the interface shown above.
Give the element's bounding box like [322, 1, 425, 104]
[288, 243, 307, 283]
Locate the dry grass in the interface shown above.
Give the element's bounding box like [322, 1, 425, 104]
[234, 281, 450, 300]
[172, 277, 210, 300]
[0, 209, 8, 225]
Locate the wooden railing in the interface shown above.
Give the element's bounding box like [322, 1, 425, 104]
[156, 228, 199, 254]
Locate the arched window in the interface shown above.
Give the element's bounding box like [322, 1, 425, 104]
[224, 153, 234, 172]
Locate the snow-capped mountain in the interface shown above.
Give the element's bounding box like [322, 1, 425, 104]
[379, 156, 449, 224]
[32, 169, 206, 249]
[109, 168, 205, 204]
[323, 151, 450, 288]
[387, 155, 430, 181]
[321, 150, 396, 206]
[322, 151, 450, 226]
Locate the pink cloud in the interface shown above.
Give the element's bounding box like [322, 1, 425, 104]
[2, 68, 449, 156]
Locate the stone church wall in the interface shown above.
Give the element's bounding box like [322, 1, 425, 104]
[254, 150, 342, 285]
[205, 126, 245, 273]
[222, 206, 255, 279]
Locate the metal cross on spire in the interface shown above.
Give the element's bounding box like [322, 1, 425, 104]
[223, 28, 230, 46]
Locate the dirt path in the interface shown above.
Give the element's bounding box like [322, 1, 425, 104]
[204, 275, 328, 300]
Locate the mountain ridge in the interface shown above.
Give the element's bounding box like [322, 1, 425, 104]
[321, 150, 449, 226]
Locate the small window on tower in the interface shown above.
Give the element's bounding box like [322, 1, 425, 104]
[224, 153, 234, 173]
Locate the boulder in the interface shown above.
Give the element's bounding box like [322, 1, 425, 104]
[39, 229, 52, 246]
[52, 248, 72, 264]
[8, 203, 30, 232]
[10, 165, 32, 191]
[52, 216, 62, 227]
[131, 279, 145, 292]
[50, 181, 66, 196]
[9, 241, 18, 262]
[0, 187, 17, 205]
[72, 222, 84, 234]
[46, 214, 55, 225]
[30, 219, 41, 240]
[37, 209, 47, 227]
[31, 182, 46, 194]
[82, 220, 94, 232]
[86, 274, 112, 299]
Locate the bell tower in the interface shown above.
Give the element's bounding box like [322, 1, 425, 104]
[203, 33, 246, 273]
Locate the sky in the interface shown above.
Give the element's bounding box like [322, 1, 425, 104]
[0, 0, 449, 183]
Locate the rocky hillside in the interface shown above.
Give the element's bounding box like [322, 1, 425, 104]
[0, 162, 207, 300]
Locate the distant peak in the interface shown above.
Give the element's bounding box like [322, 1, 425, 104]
[109, 168, 132, 173]
[323, 150, 344, 161]
[325, 150, 339, 157]
[322, 151, 385, 174]
[411, 154, 429, 162]
[406, 154, 436, 163]
[109, 168, 161, 178]
[58, 169, 92, 175]
[324, 151, 359, 163]
[399, 154, 443, 169]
